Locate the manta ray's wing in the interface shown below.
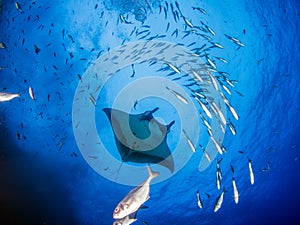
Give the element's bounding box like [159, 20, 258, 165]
[103, 107, 175, 173]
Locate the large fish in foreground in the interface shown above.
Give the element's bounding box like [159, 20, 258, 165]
[0, 92, 20, 102]
[113, 165, 159, 219]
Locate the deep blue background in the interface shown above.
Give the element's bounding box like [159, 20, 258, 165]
[0, 0, 299, 224]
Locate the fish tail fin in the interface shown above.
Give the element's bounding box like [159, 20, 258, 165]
[17, 93, 21, 97]
[147, 164, 159, 179]
[217, 157, 223, 164]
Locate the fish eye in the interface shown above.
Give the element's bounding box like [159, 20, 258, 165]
[113, 222, 122, 225]
[114, 208, 119, 213]
[113, 222, 121, 225]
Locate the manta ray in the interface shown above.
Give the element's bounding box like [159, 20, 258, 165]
[103, 107, 175, 173]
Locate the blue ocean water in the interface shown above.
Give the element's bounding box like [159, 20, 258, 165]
[0, 0, 299, 225]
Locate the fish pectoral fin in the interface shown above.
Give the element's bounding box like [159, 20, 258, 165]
[139, 205, 149, 210]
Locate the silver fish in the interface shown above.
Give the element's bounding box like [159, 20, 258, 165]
[234, 41, 245, 47]
[113, 214, 137, 225]
[192, 7, 207, 15]
[183, 17, 194, 28]
[167, 62, 181, 74]
[216, 172, 221, 190]
[221, 84, 231, 95]
[225, 78, 234, 87]
[207, 72, 219, 91]
[210, 102, 226, 125]
[210, 42, 224, 49]
[113, 166, 159, 219]
[15, 2, 24, 13]
[224, 34, 245, 47]
[29, 86, 35, 100]
[228, 120, 236, 135]
[200, 114, 211, 131]
[232, 177, 239, 204]
[248, 158, 255, 185]
[221, 146, 227, 154]
[227, 102, 239, 120]
[210, 136, 223, 155]
[194, 96, 212, 119]
[191, 69, 204, 82]
[196, 191, 203, 209]
[207, 57, 217, 69]
[215, 57, 228, 64]
[199, 144, 211, 162]
[0, 92, 20, 102]
[183, 129, 196, 152]
[119, 14, 132, 24]
[214, 188, 226, 212]
[166, 86, 188, 105]
[0, 42, 6, 49]
[217, 158, 223, 167]
[207, 26, 216, 36]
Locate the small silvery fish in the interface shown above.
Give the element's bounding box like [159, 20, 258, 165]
[227, 103, 239, 120]
[194, 96, 212, 119]
[232, 177, 239, 204]
[214, 188, 226, 212]
[183, 17, 194, 28]
[0, 42, 6, 49]
[0, 92, 20, 102]
[210, 136, 223, 155]
[29, 86, 35, 100]
[247, 157, 255, 185]
[228, 119, 236, 135]
[196, 191, 203, 209]
[119, 14, 133, 24]
[199, 144, 211, 162]
[200, 114, 211, 131]
[182, 129, 196, 152]
[216, 170, 221, 190]
[210, 102, 226, 125]
[207, 57, 217, 69]
[167, 62, 180, 74]
[166, 86, 188, 105]
[15, 2, 24, 13]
